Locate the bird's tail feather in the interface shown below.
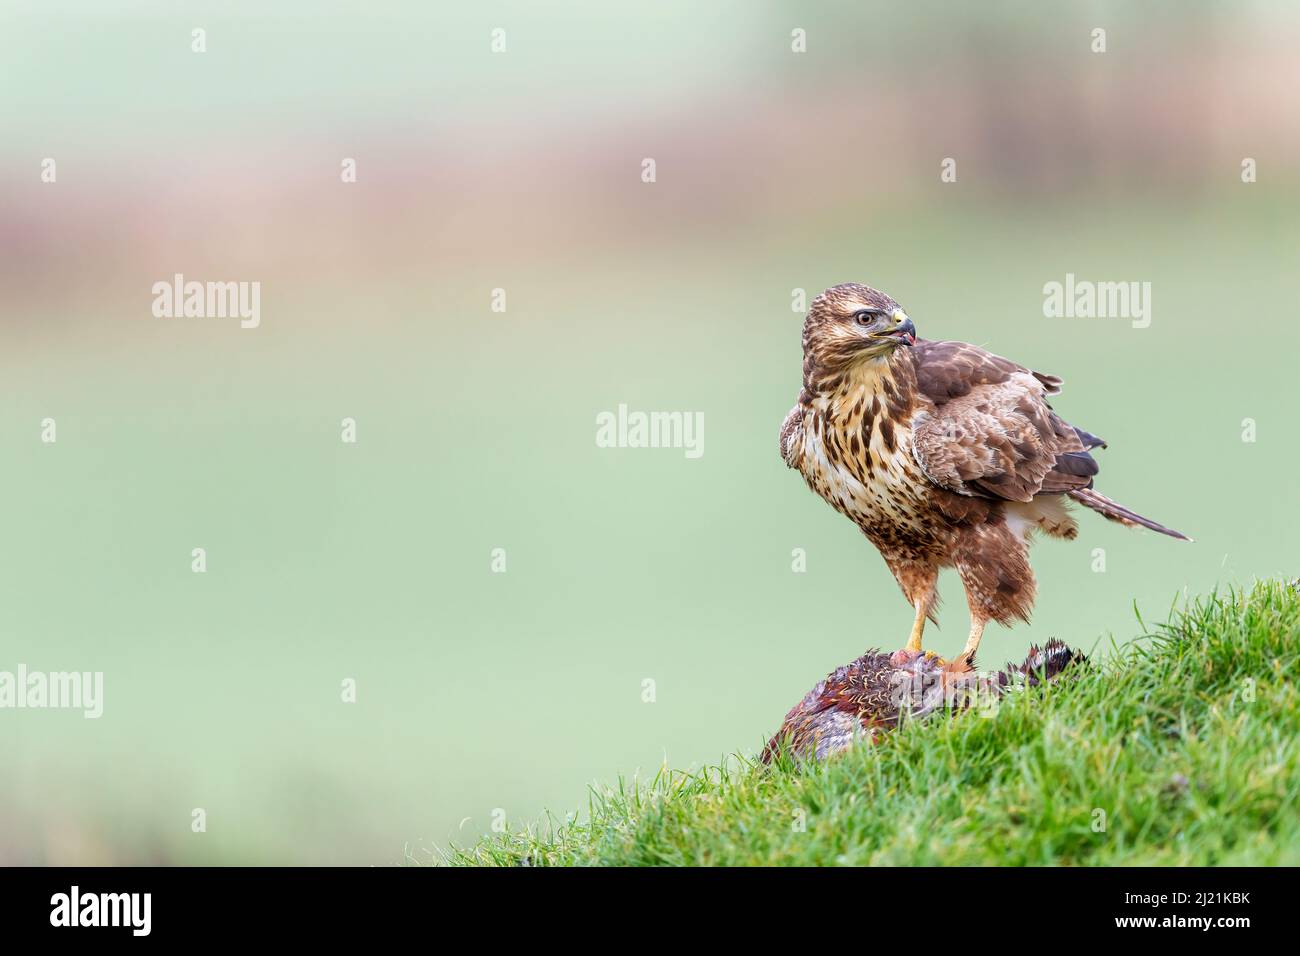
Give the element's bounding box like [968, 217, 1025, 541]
[1067, 488, 1191, 541]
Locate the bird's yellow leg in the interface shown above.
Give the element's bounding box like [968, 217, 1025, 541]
[905, 600, 928, 653]
[961, 617, 987, 661]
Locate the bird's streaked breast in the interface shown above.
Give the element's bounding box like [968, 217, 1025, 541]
[794, 359, 937, 546]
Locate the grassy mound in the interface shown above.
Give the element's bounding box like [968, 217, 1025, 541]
[450, 580, 1300, 866]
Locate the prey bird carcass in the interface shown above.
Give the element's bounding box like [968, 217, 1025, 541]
[762, 641, 1083, 763]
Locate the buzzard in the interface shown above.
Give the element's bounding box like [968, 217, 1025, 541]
[779, 283, 1188, 663]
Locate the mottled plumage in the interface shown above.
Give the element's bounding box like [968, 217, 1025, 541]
[781, 283, 1188, 660]
[762, 641, 1083, 762]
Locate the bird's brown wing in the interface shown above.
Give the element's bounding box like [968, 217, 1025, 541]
[909, 340, 1102, 502]
[778, 404, 805, 467]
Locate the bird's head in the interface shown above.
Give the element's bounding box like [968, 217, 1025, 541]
[802, 283, 917, 372]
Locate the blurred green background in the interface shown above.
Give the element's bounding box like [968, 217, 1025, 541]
[1, 1, 1297, 863]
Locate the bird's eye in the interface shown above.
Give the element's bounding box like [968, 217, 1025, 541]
[853, 310, 875, 326]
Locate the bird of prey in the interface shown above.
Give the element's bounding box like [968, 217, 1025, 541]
[779, 282, 1188, 663]
[762, 641, 1082, 763]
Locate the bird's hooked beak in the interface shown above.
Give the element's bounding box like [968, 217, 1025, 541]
[872, 309, 916, 346]
[893, 310, 917, 346]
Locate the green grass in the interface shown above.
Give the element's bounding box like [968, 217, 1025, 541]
[448, 580, 1300, 866]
